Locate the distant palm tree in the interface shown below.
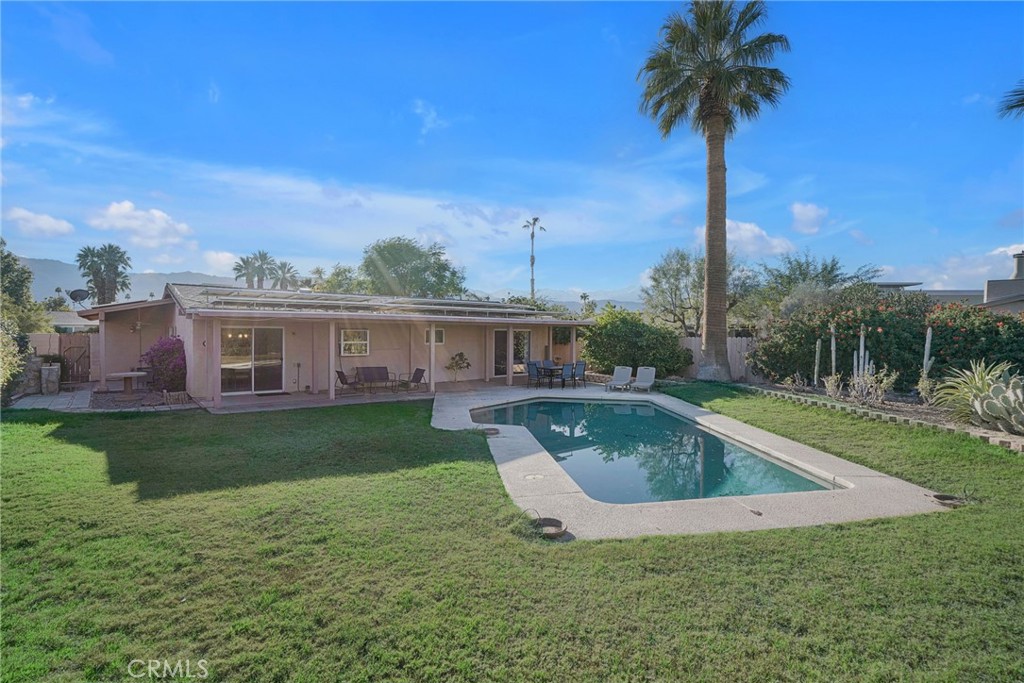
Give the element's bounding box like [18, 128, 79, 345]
[521, 216, 546, 300]
[76, 243, 132, 304]
[639, 0, 789, 381]
[309, 266, 326, 282]
[998, 79, 1024, 119]
[251, 250, 276, 290]
[271, 261, 300, 290]
[232, 255, 257, 288]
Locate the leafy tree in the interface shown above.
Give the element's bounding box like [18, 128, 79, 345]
[639, 0, 790, 381]
[359, 237, 466, 298]
[998, 78, 1024, 119]
[749, 250, 881, 320]
[76, 243, 131, 304]
[579, 292, 597, 320]
[250, 250, 276, 290]
[642, 248, 758, 336]
[318, 263, 366, 294]
[1, 239, 33, 307]
[233, 255, 256, 288]
[271, 261, 300, 290]
[41, 294, 71, 312]
[0, 240, 50, 333]
[521, 216, 546, 300]
[581, 305, 693, 377]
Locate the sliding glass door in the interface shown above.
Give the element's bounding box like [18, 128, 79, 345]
[493, 329, 532, 377]
[221, 327, 284, 394]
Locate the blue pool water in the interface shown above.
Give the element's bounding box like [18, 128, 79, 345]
[471, 400, 830, 504]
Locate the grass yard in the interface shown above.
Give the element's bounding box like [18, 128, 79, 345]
[2, 389, 1023, 682]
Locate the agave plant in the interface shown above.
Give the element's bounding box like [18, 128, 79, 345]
[934, 360, 1016, 423]
[972, 371, 1024, 435]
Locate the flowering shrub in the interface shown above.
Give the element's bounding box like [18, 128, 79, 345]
[140, 336, 186, 392]
[925, 304, 1024, 376]
[748, 286, 1024, 392]
[749, 287, 931, 391]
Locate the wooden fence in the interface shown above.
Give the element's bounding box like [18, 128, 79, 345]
[26, 333, 93, 384]
[679, 336, 758, 382]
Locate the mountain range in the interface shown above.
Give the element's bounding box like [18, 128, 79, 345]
[18, 256, 643, 312]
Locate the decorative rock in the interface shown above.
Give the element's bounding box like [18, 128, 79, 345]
[40, 364, 60, 395]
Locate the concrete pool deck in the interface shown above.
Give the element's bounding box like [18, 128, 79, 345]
[431, 385, 948, 540]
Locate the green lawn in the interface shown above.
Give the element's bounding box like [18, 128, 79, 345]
[2, 389, 1022, 682]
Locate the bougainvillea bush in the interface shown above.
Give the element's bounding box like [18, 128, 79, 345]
[140, 336, 186, 392]
[748, 286, 1024, 392]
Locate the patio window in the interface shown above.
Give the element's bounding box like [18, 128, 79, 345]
[339, 329, 370, 356]
[424, 328, 445, 345]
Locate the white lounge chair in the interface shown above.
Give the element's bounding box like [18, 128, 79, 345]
[631, 366, 656, 392]
[605, 366, 633, 392]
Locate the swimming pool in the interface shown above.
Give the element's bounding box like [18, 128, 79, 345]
[471, 400, 833, 504]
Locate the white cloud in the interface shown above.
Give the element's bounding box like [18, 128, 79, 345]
[4, 207, 74, 236]
[988, 243, 1024, 257]
[208, 82, 221, 104]
[694, 219, 794, 257]
[151, 253, 185, 265]
[203, 250, 237, 275]
[849, 229, 874, 246]
[37, 5, 114, 65]
[88, 200, 193, 248]
[412, 99, 449, 138]
[790, 202, 828, 235]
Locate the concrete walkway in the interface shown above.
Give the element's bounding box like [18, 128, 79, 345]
[432, 385, 948, 540]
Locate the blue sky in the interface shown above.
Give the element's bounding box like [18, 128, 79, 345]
[2, 1, 1022, 301]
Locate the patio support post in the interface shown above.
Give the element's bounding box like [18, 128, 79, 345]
[570, 326, 577, 363]
[98, 312, 107, 391]
[211, 318, 222, 409]
[483, 326, 489, 382]
[506, 325, 513, 387]
[328, 322, 336, 401]
[429, 322, 436, 392]
[547, 327, 553, 361]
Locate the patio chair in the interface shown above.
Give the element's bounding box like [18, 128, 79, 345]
[542, 359, 555, 369]
[631, 366, 656, 392]
[605, 366, 632, 392]
[559, 363, 574, 389]
[526, 361, 542, 389]
[335, 369, 364, 393]
[572, 361, 587, 388]
[397, 368, 427, 391]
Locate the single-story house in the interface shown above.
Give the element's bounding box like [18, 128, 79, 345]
[47, 310, 99, 333]
[79, 283, 588, 407]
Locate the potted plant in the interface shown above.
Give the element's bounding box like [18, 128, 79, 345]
[445, 352, 471, 382]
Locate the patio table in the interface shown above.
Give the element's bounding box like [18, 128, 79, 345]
[538, 366, 560, 389]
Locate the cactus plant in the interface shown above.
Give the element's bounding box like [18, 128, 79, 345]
[971, 371, 1024, 435]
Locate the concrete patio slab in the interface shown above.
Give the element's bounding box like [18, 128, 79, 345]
[432, 384, 948, 540]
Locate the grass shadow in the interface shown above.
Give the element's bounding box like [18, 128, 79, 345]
[7, 401, 490, 500]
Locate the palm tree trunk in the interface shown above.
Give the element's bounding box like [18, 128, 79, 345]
[697, 114, 732, 382]
[530, 234, 536, 300]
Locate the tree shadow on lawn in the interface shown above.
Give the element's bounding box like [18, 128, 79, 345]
[13, 401, 490, 501]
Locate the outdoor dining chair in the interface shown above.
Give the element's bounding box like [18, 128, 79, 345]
[526, 361, 542, 389]
[397, 368, 427, 391]
[335, 369, 364, 393]
[572, 360, 587, 388]
[559, 363, 574, 389]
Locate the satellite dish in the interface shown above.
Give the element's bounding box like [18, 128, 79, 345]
[67, 289, 90, 307]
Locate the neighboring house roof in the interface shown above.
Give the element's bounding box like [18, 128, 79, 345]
[80, 283, 589, 325]
[978, 292, 1024, 309]
[49, 310, 99, 329]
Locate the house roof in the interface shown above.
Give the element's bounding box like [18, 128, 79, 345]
[80, 283, 589, 325]
[978, 292, 1024, 309]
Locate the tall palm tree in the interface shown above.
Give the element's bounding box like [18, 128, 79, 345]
[521, 216, 546, 300]
[998, 79, 1024, 119]
[76, 243, 132, 304]
[639, 0, 789, 381]
[232, 255, 257, 288]
[250, 250, 276, 290]
[271, 261, 300, 290]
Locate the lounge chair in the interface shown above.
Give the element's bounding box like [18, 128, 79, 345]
[335, 369, 364, 393]
[397, 368, 427, 391]
[572, 361, 587, 388]
[559, 363, 574, 389]
[605, 366, 632, 392]
[631, 366, 656, 392]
